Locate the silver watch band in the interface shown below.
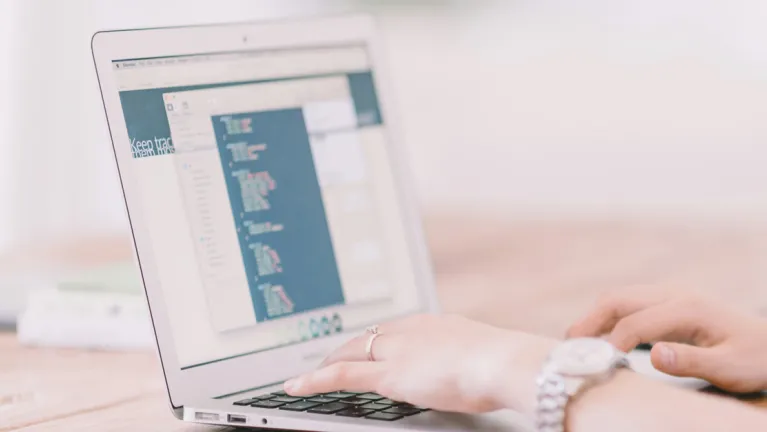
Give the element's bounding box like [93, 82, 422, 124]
[536, 356, 630, 432]
[535, 372, 568, 432]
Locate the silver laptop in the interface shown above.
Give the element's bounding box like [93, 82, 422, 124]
[92, 15, 529, 431]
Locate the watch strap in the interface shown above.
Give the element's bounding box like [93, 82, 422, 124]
[536, 355, 630, 432]
[535, 372, 568, 432]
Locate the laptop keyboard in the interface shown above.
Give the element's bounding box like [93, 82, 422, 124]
[232, 390, 429, 421]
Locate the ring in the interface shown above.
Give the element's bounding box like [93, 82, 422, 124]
[365, 332, 382, 362]
[365, 325, 380, 335]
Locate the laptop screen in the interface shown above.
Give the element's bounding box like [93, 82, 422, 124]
[112, 44, 421, 369]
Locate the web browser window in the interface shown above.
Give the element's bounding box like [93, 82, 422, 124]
[112, 45, 420, 369]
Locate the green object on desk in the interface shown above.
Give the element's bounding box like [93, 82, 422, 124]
[57, 261, 142, 295]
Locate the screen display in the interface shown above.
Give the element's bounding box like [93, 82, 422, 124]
[112, 45, 421, 369]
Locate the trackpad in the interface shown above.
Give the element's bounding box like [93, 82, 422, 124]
[627, 350, 709, 389]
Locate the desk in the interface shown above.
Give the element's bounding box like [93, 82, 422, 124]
[3, 216, 767, 431]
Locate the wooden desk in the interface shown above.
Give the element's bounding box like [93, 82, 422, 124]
[3, 216, 767, 431]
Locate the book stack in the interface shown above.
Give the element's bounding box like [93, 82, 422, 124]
[16, 262, 154, 350]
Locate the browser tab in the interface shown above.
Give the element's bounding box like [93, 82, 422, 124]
[111, 46, 369, 90]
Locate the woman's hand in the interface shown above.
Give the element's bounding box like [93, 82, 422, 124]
[284, 314, 556, 414]
[567, 289, 767, 393]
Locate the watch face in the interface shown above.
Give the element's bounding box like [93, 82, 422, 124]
[549, 338, 617, 376]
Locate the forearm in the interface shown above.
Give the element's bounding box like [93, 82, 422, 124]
[568, 370, 767, 432]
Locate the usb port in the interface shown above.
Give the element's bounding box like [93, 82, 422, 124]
[228, 414, 247, 424]
[194, 412, 220, 421]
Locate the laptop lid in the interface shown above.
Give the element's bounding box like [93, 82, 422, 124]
[92, 15, 438, 409]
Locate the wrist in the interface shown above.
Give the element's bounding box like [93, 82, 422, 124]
[496, 333, 559, 416]
[511, 337, 634, 431]
[566, 369, 637, 430]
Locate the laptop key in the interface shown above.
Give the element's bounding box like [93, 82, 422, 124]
[322, 391, 356, 399]
[338, 397, 369, 406]
[336, 407, 375, 418]
[280, 401, 321, 412]
[397, 403, 420, 409]
[271, 396, 303, 403]
[233, 398, 258, 406]
[250, 400, 287, 409]
[357, 393, 384, 401]
[361, 402, 390, 411]
[396, 403, 430, 412]
[375, 398, 400, 405]
[307, 402, 349, 414]
[307, 396, 337, 404]
[366, 412, 405, 421]
[383, 406, 422, 416]
[271, 391, 288, 397]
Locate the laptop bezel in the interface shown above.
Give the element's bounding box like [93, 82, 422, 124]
[91, 14, 439, 409]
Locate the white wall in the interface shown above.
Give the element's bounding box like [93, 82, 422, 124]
[379, 0, 767, 218]
[7, 0, 767, 252]
[0, 0, 18, 249]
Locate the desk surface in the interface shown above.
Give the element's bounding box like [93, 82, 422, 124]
[3, 216, 767, 431]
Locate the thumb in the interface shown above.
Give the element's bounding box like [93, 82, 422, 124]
[650, 342, 716, 379]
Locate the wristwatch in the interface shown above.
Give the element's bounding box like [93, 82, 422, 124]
[536, 338, 629, 432]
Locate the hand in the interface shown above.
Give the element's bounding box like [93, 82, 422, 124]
[567, 289, 767, 393]
[284, 314, 556, 414]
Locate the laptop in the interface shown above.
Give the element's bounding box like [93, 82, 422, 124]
[92, 15, 529, 431]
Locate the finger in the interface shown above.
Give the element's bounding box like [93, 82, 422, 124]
[320, 314, 438, 367]
[650, 342, 719, 380]
[284, 361, 388, 396]
[607, 301, 703, 352]
[567, 290, 667, 339]
[321, 333, 397, 367]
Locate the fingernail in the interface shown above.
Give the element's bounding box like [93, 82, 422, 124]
[657, 344, 677, 368]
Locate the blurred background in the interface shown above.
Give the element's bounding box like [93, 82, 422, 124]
[2, 0, 767, 335]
